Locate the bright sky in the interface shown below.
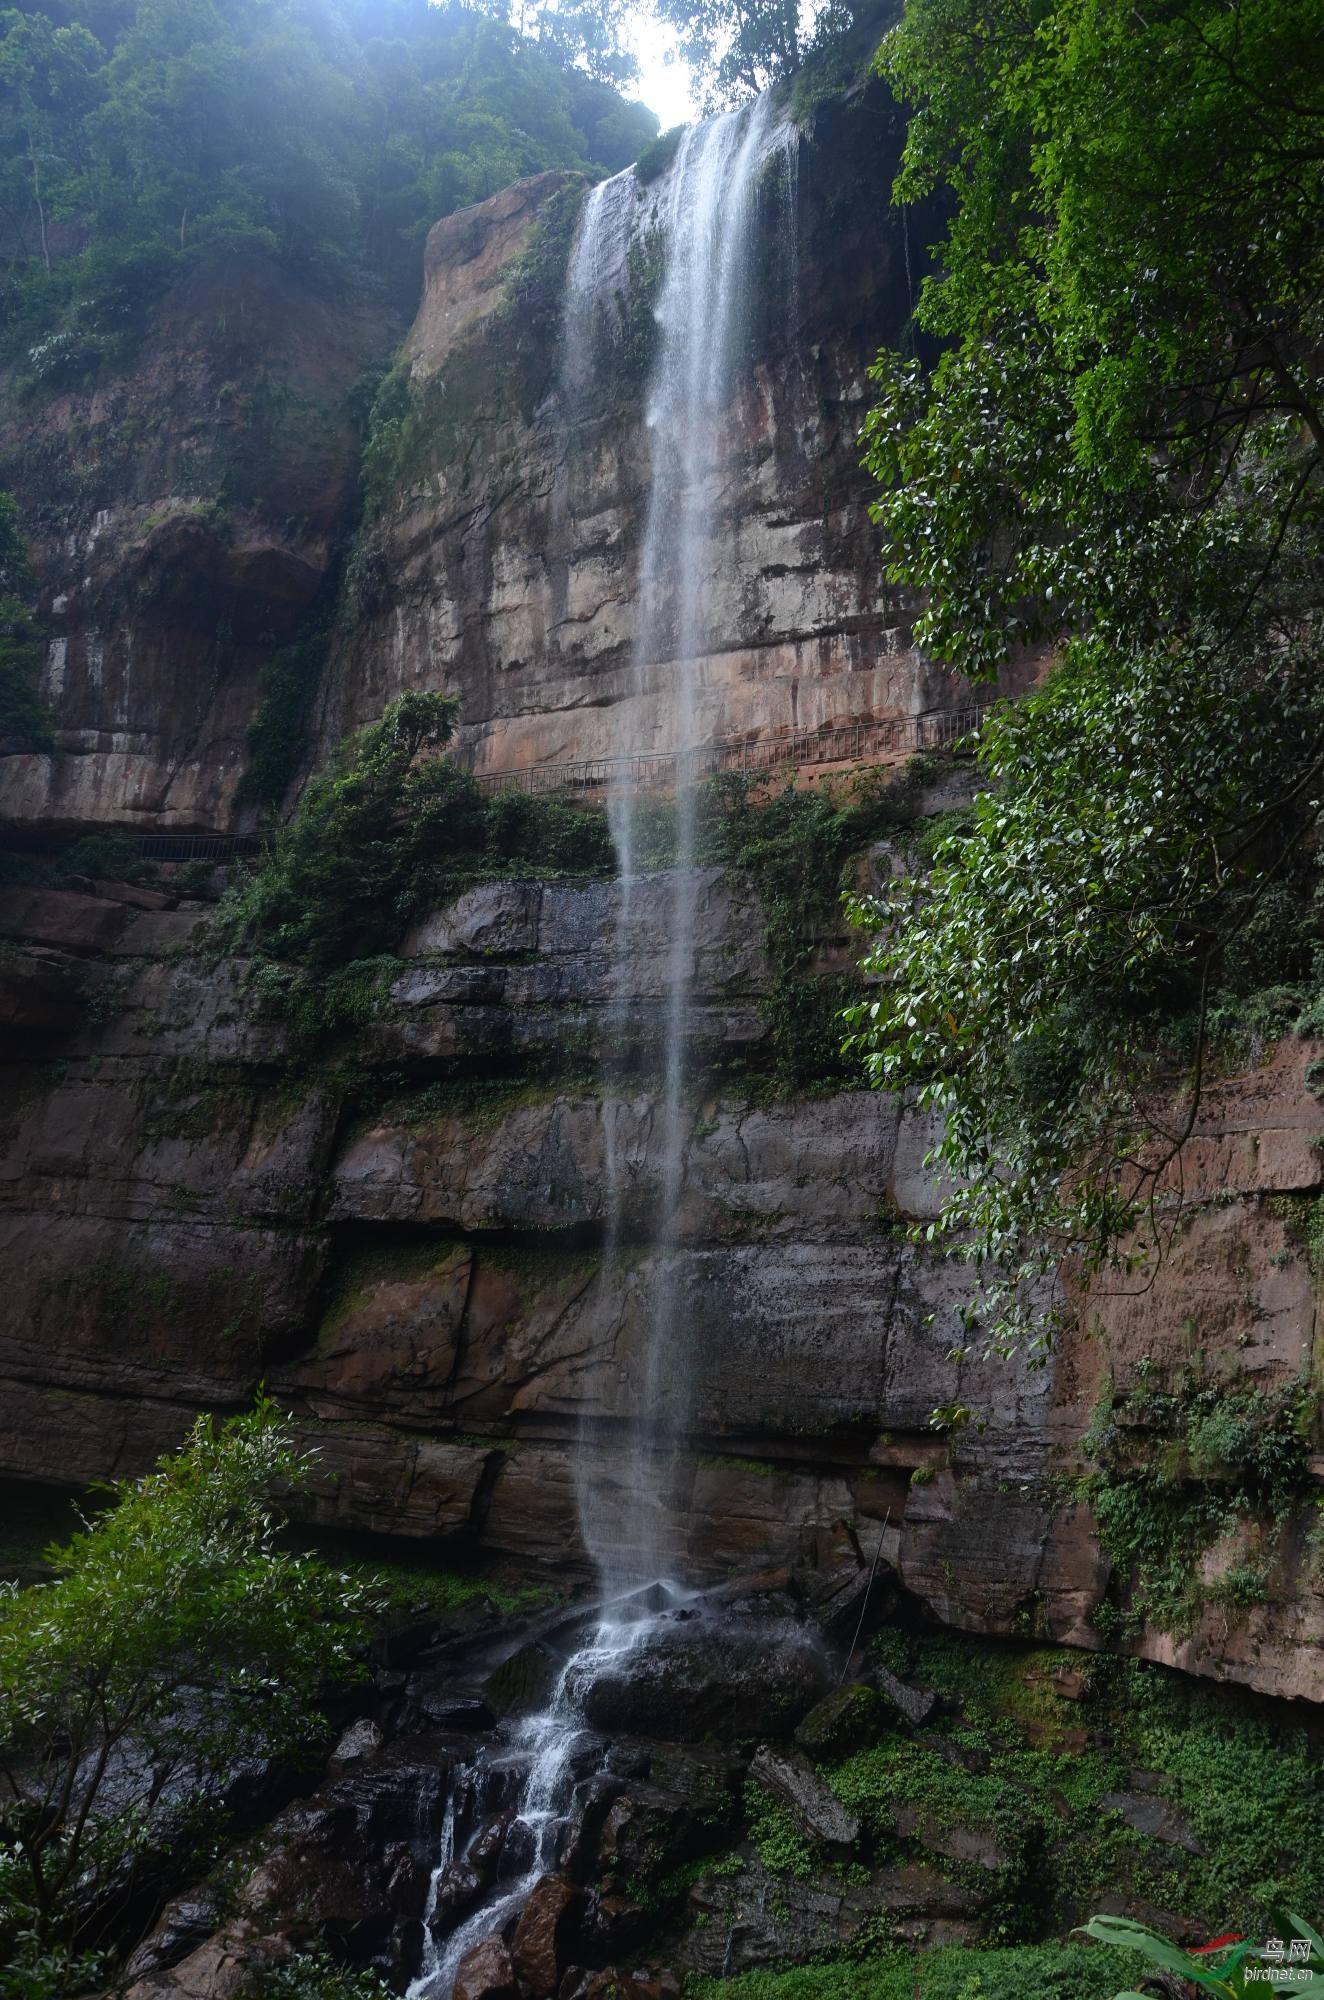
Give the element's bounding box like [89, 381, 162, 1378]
[623, 10, 700, 130]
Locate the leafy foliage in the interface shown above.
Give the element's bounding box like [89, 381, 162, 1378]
[850, 0, 1324, 1358]
[697, 762, 942, 1090]
[1082, 1375, 1311, 1634]
[651, 0, 879, 106]
[234, 628, 330, 812]
[262, 1949, 396, 2000]
[214, 691, 613, 1033]
[0, 1400, 370, 1956]
[860, 1627, 1324, 1941]
[1078, 1912, 1324, 2000]
[692, 1944, 1143, 2000]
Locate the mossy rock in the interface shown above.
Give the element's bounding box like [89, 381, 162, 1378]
[794, 1682, 888, 1760]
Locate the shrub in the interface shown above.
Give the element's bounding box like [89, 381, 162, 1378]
[0, 1400, 370, 1957]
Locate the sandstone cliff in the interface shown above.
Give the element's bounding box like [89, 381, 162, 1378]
[3, 827, 1320, 1702]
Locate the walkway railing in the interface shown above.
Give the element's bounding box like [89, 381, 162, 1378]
[466, 704, 989, 798]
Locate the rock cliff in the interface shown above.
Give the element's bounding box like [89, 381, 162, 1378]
[314, 86, 1009, 784]
[0, 252, 394, 830]
[0, 79, 1320, 1717]
[3, 827, 1321, 1701]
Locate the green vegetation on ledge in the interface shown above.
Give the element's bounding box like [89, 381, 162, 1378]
[694, 1942, 1141, 2000]
[214, 690, 613, 1036]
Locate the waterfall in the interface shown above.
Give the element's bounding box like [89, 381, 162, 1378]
[408, 98, 797, 1998]
[584, 93, 787, 1593]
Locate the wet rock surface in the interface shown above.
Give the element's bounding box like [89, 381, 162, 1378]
[576, 1620, 831, 1741]
[1, 866, 1322, 1696]
[748, 1744, 860, 1848]
[116, 1578, 1324, 2000]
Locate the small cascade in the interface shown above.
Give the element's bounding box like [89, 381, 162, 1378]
[405, 1595, 679, 2000]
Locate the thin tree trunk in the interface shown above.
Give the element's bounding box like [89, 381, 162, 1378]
[27, 130, 50, 275]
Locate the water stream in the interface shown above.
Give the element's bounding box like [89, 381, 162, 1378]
[408, 97, 798, 1998]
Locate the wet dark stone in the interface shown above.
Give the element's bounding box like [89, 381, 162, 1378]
[470, 1812, 514, 1877]
[559, 1772, 626, 1878]
[1101, 1791, 1206, 1854]
[431, 1860, 486, 1930]
[577, 1888, 649, 1961]
[417, 1692, 498, 1731]
[454, 1935, 521, 2000]
[511, 1874, 585, 1997]
[483, 1640, 563, 1718]
[576, 1623, 829, 1741]
[121, 1888, 223, 1978]
[498, 1816, 538, 1881]
[596, 1782, 707, 1885]
[794, 1683, 888, 1760]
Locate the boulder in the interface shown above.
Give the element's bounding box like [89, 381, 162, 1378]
[680, 1853, 984, 1976]
[484, 1639, 563, 1718]
[576, 1888, 649, 1959]
[511, 1873, 585, 1996]
[894, 1804, 1011, 1873]
[871, 1662, 938, 1729]
[121, 1888, 223, 1978]
[577, 1623, 829, 1741]
[794, 1684, 887, 1760]
[748, 1745, 860, 1848]
[1101, 1791, 1206, 1855]
[559, 1771, 626, 1877]
[597, 1782, 699, 1884]
[560, 1974, 681, 2000]
[329, 1717, 386, 1766]
[123, 1921, 287, 1999]
[454, 1936, 522, 2000]
[470, 1812, 516, 1877]
[431, 1859, 486, 1930]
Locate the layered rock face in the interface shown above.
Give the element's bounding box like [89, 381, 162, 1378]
[313, 90, 999, 780]
[3, 848, 1321, 1701]
[0, 252, 394, 831]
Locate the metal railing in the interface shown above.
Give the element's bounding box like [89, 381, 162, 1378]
[0, 827, 264, 862]
[467, 704, 989, 798]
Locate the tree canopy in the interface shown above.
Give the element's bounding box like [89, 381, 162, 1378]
[0, 0, 659, 362]
[850, 0, 1324, 1363]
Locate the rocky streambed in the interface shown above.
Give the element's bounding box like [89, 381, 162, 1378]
[117, 1539, 1324, 2000]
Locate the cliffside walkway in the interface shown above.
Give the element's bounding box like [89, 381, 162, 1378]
[2, 706, 990, 862]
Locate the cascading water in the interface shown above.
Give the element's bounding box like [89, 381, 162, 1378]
[408, 98, 798, 1998]
[585, 92, 787, 1591]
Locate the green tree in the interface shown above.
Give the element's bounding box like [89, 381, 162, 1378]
[0, 0, 658, 359]
[849, 0, 1324, 1362]
[0, 1401, 370, 1968]
[652, 0, 863, 103]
